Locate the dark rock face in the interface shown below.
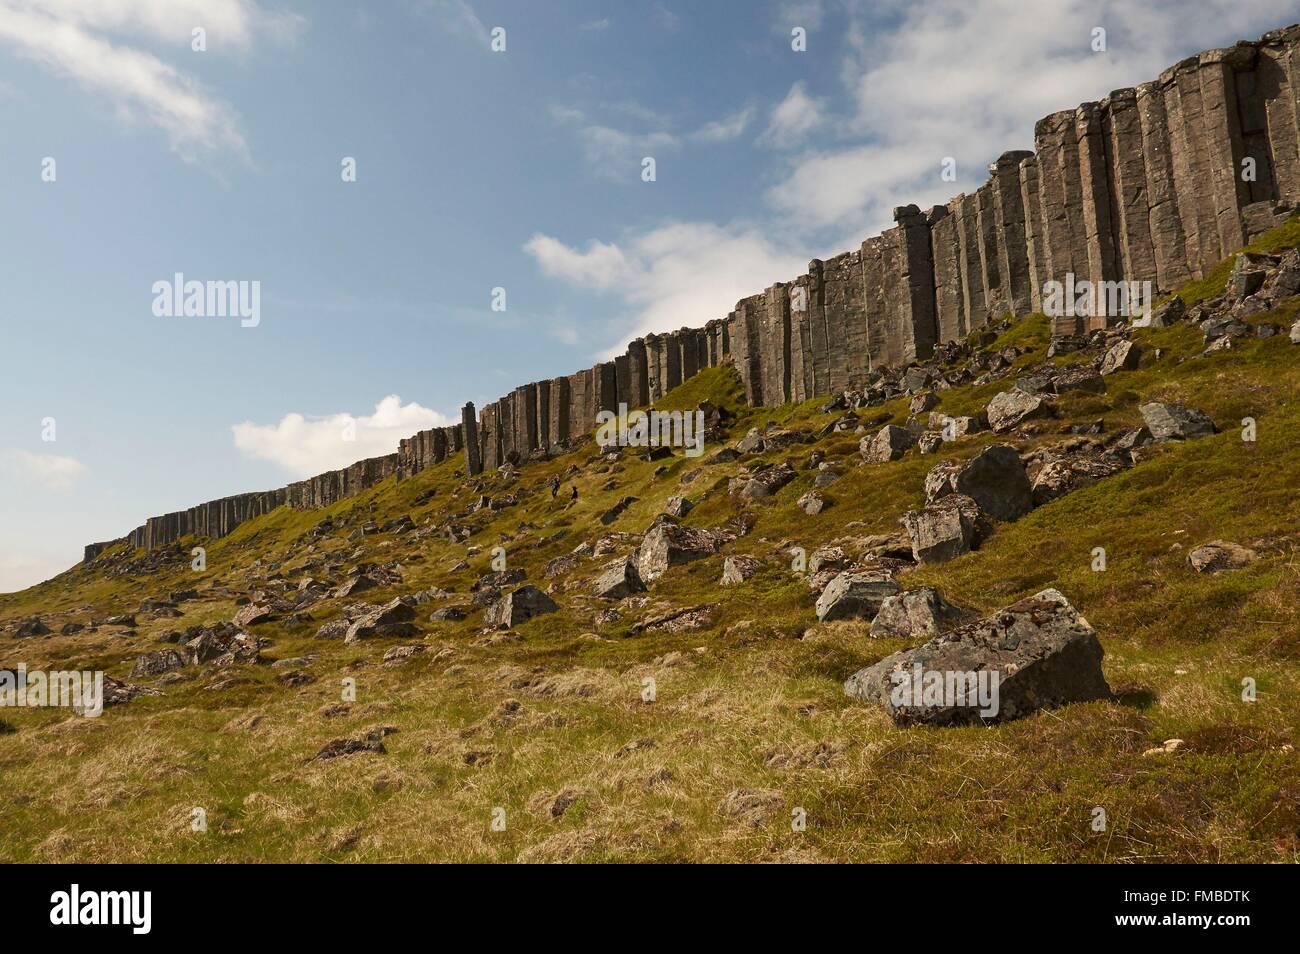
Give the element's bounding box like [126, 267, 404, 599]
[15, 617, 50, 638]
[924, 445, 1033, 522]
[738, 463, 797, 499]
[484, 586, 558, 629]
[845, 589, 1111, 726]
[592, 557, 645, 600]
[901, 494, 992, 564]
[814, 570, 900, 622]
[129, 649, 188, 679]
[870, 587, 966, 639]
[1139, 402, 1216, 441]
[1188, 540, 1257, 573]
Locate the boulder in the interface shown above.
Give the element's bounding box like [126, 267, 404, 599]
[845, 588, 1111, 726]
[860, 425, 916, 464]
[814, 570, 900, 622]
[1052, 364, 1106, 394]
[128, 649, 188, 679]
[1030, 452, 1128, 505]
[986, 389, 1053, 432]
[1099, 340, 1140, 375]
[721, 555, 761, 585]
[808, 546, 849, 574]
[314, 618, 351, 640]
[591, 556, 645, 600]
[636, 520, 728, 583]
[928, 412, 984, 441]
[735, 428, 766, 454]
[483, 586, 558, 629]
[924, 445, 1033, 522]
[901, 494, 991, 564]
[797, 491, 827, 515]
[1139, 402, 1216, 442]
[1135, 295, 1184, 328]
[599, 496, 638, 526]
[739, 463, 797, 499]
[344, 598, 418, 643]
[1188, 540, 1257, 574]
[870, 587, 966, 639]
[14, 617, 50, 638]
[663, 495, 694, 518]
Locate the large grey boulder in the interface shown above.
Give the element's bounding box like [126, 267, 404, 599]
[345, 597, 418, 643]
[635, 520, 729, 583]
[592, 556, 645, 600]
[1030, 452, 1127, 505]
[845, 588, 1112, 726]
[901, 494, 991, 564]
[924, 445, 1033, 522]
[1099, 340, 1141, 375]
[870, 588, 966, 639]
[738, 463, 797, 499]
[483, 586, 558, 629]
[128, 649, 188, 679]
[986, 389, 1053, 432]
[815, 570, 900, 622]
[1139, 402, 1216, 442]
[860, 425, 915, 464]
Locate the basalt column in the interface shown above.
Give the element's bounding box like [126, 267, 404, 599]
[989, 150, 1035, 316]
[1018, 155, 1046, 312]
[462, 403, 482, 474]
[1135, 81, 1194, 291]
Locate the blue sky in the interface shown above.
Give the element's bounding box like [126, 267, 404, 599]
[1, 0, 1295, 591]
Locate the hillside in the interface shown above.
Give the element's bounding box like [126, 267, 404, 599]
[3, 222, 1299, 863]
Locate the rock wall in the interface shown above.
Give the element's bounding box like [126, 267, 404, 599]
[86, 25, 1300, 561]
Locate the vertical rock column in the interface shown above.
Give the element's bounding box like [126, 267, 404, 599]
[1258, 28, 1300, 203]
[1103, 89, 1159, 290]
[462, 402, 482, 475]
[989, 150, 1035, 316]
[859, 235, 888, 373]
[1135, 81, 1194, 292]
[1198, 47, 1252, 260]
[1018, 155, 1046, 313]
[927, 206, 963, 342]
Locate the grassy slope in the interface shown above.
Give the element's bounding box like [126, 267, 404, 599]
[2, 228, 1300, 863]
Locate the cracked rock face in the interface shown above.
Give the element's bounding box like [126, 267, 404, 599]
[901, 494, 992, 564]
[845, 589, 1111, 726]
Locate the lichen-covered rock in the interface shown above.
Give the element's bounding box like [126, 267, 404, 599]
[721, 555, 761, 585]
[1188, 540, 1257, 573]
[345, 598, 418, 643]
[663, 495, 694, 518]
[1139, 402, 1216, 441]
[129, 649, 188, 679]
[814, 570, 900, 622]
[635, 520, 729, 583]
[738, 463, 797, 499]
[986, 389, 1053, 432]
[797, 491, 827, 515]
[591, 556, 645, 600]
[901, 494, 991, 564]
[1030, 452, 1128, 505]
[1099, 339, 1141, 375]
[870, 587, 966, 639]
[845, 589, 1111, 726]
[924, 445, 1033, 522]
[860, 425, 916, 464]
[483, 586, 558, 629]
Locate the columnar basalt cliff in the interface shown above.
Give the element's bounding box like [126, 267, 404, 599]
[86, 26, 1300, 563]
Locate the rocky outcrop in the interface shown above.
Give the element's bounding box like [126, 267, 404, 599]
[844, 588, 1112, 726]
[85, 24, 1300, 568]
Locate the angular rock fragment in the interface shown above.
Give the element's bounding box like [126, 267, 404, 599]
[738, 463, 797, 499]
[345, 598, 418, 644]
[986, 389, 1053, 432]
[129, 649, 188, 679]
[635, 520, 729, 583]
[1099, 339, 1141, 375]
[592, 556, 645, 600]
[1139, 402, 1215, 441]
[845, 588, 1111, 725]
[483, 586, 558, 629]
[870, 587, 966, 639]
[814, 570, 900, 622]
[860, 425, 915, 464]
[797, 491, 827, 515]
[663, 495, 694, 518]
[901, 494, 991, 564]
[720, 555, 761, 585]
[924, 445, 1033, 521]
[1030, 452, 1128, 505]
[1188, 540, 1257, 574]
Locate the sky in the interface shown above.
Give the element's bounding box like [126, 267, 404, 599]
[1, 0, 1296, 592]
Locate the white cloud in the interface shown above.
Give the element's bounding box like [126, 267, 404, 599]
[766, 0, 1300, 233]
[231, 395, 454, 478]
[1, 449, 87, 489]
[777, 0, 825, 31]
[579, 18, 612, 32]
[759, 81, 825, 149]
[526, 222, 811, 355]
[0, 0, 300, 162]
[691, 106, 755, 144]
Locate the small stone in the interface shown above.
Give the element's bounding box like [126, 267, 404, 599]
[1188, 540, 1257, 574]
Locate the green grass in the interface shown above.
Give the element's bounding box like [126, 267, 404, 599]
[2, 226, 1300, 863]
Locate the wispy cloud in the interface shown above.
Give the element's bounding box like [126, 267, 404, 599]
[758, 81, 825, 149]
[1, 449, 87, 489]
[412, 0, 489, 46]
[231, 395, 454, 478]
[0, 0, 301, 163]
